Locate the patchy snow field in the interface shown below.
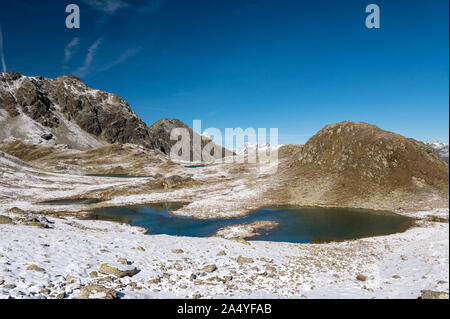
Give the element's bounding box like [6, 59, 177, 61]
[0, 148, 448, 299]
[0, 209, 448, 299]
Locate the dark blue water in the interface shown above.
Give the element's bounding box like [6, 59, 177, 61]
[87, 204, 413, 243]
[85, 174, 153, 178]
[184, 165, 206, 168]
[39, 198, 103, 205]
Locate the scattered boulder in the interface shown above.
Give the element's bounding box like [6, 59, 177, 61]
[13, 214, 52, 228]
[117, 258, 130, 265]
[237, 256, 254, 264]
[77, 284, 118, 299]
[216, 250, 226, 256]
[148, 275, 161, 284]
[356, 274, 368, 282]
[6, 207, 27, 215]
[99, 263, 138, 278]
[201, 264, 217, 273]
[0, 215, 13, 225]
[56, 292, 66, 299]
[41, 133, 54, 141]
[420, 290, 449, 299]
[26, 264, 45, 272]
[3, 284, 16, 289]
[161, 175, 192, 190]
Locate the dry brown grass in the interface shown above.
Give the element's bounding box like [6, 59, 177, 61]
[270, 121, 449, 211]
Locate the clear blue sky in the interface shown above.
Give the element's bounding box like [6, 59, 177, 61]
[1, 0, 448, 144]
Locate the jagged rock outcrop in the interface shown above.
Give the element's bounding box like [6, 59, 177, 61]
[0, 72, 152, 150]
[283, 121, 449, 211]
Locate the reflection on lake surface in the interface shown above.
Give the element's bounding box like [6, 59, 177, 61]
[87, 204, 414, 243]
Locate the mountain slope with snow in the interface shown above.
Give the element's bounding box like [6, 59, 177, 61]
[0, 72, 151, 150]
[427, 141, 449, 163]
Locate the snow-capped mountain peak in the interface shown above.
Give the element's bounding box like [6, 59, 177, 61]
[427, 141, 449, 163]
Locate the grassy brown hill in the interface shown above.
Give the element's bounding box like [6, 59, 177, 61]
[278, 121, 449, 211]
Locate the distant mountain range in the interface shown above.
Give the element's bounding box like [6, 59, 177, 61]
[234, 142, 283, 155]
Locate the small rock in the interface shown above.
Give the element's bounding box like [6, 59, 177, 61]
[56, 292, 66, 299]
[39, 288, 50, 294]
[97, 276, 114, 284]
[117, 258, 130, 265]
[77, 284, 118, 299]
[420, 290, 449, 299]
[136, 246, 146, 251]
[148, 276, 161, 284]
[216, 250, 226, 256]
[392, 275, 401, 279]
[41, 133, 54, 141]
[26, 264, 45, 272]
[3, 284, 16, 289]
[0, 215, 13, 225]
[356, 274, 368, 282]
[129, 282, 138, 289]
[237, 256, 254, 264]
[89, 271, 98, 278]
[201, 264, 217, 273]
[99, 263, 138, 278]
[171, 249, 184, 254]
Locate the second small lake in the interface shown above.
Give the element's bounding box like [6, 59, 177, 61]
[86, 204, 414, 244]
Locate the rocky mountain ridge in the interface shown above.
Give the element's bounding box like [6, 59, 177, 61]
[0, 72, 154, 150]
[0, 72, 226, 158]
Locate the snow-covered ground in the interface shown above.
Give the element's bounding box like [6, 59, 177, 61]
[0, 209, 448, 299]
[0, 143, 448, 299]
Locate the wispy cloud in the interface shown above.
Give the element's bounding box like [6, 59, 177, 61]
[64, 37, 80, 64]
[98, 47, 141, 72]
[0, 24, 7, 73]
[81, 0, 130, 14]
[74, 38, 103, 78]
